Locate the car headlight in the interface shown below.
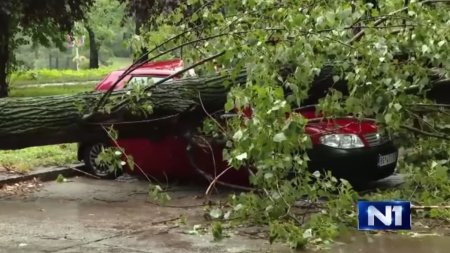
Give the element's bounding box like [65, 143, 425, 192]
[320, 134, 364, 149]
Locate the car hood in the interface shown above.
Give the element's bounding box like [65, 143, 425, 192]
[306, 118, 378, 135]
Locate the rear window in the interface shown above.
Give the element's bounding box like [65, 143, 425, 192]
[127, 76, 170, 87]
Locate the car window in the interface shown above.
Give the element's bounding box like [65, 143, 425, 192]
[127, 76, 169, 87]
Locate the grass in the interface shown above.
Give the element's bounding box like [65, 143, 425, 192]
[10, 83, 95, 97]
[9, 57, 132, 86]
[10, 68, 112, 86]
[108, 57, 133, 69]
[0, 144, 78, 173]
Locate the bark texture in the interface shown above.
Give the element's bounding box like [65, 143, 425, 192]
[0, 66, 448, 150]
[86, 26, 99, 69]
[0, 73, 246, 149]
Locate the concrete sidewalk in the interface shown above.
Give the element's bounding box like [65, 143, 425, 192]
[0, 164, 83, 186]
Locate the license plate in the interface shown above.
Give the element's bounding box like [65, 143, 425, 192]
[377, 152, 397, 167]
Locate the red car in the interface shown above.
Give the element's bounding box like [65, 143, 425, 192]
[78, 59, 398, 186]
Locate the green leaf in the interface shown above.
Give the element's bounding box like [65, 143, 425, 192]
[233, 130, 243, 141]
[209, 208, 223, 219]
[211, 222, 224, 241]
[264, 172, 274, 180]
[56, 174, 66, 183]
[273, 132, 287, 142]
[302, 228, 312, 239]
[235, 152, 248, 160]
[127, 156, 135, 171]
[384, 113, 392, 123]
[393, 103, 402, 111]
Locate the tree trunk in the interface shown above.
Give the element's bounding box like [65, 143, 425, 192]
[0, 73, 246, 150]
[134, 9, 148, 63]
[0, 64, 448, 150]
[49, 53, 53, 68]
[86, 26, 99, 69]
[0, 12, 10, 98]
[56, 52, 59, 69]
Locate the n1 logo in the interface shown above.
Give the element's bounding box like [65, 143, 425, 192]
[357, 201, 411, 230]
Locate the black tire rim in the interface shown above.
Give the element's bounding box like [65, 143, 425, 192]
[89, 143, 111, 177]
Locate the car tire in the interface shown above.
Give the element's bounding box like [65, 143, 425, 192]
[82, 142, 123, 179]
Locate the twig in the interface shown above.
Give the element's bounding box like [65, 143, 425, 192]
[93, 197, 127, 203]
[194, 163, 255, 192]
[185, 142, 257, 192]
[94, 29, 193, 112]
[197, 135, 218, 184]
[93, 27, 287, 115]
[151, 216, 181, 225]
[146, 200, 206, 209]
[198, 91, 227, 135]
[409, 184, 419, 200]
[412, 205, 450, 209]
[70, 166, 101, 179]
[86, 114, 179, 125]
[401, 124, 450, 140]
[110, 51, 227, 113]
[407, 103, 450, 108]
[205, 166, 233, 196]
[404, 108, 440, 133]
[346, 0, 436, 44]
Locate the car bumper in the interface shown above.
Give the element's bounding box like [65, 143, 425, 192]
[307, 142, 398, 182]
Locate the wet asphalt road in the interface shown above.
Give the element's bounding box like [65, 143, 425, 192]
[0, 175, 448, 253]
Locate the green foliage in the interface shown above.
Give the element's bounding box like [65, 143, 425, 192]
[0, 144, 77, 173]
[123, 81, 154, 116]
[95, 146, 126, 174]
[83, 0, 126, 43]
[93, 126, 137, 175]
[56, 174, 67, 183]
[148, 184, 171, 204]
[0, 0, 95, 96]
[81, 0, 131, 65]
[269, 221, 308, 249]
[137, 0, 450, 248]
[211, 222, 224, 241]
[362, 136, 450, 222]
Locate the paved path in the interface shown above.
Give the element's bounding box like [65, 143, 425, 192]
[12, 80, 98, 89]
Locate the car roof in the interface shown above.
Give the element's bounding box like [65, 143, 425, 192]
[95, 59, 184, 91]
[118, 58, 184, 76]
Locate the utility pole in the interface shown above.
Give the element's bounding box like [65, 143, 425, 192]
[67, 33, 85, 70]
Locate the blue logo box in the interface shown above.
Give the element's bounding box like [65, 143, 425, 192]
[358, 201, 411, 230]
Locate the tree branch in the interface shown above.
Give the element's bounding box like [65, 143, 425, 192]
[346, 0, 441, 44]
[109, 51, 227, 114]
[401, 124, 450, 140]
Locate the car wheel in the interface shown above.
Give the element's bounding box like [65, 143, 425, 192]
[82, 142, 122, 179]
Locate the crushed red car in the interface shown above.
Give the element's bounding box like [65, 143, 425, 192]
[78, 59, 398, 186]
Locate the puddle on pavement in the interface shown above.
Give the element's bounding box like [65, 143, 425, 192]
[320, 233, 450, 253]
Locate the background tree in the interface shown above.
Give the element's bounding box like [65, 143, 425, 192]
[119, 0, 181, 60]
[83, 0, 126, 68]
[0, 0, 94, 97]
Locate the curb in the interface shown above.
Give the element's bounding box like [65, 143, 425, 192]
[0, 164, 85, 186]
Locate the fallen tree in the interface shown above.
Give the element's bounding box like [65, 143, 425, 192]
[0, 72, 246, 149]
[1, 64, 448, 150]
